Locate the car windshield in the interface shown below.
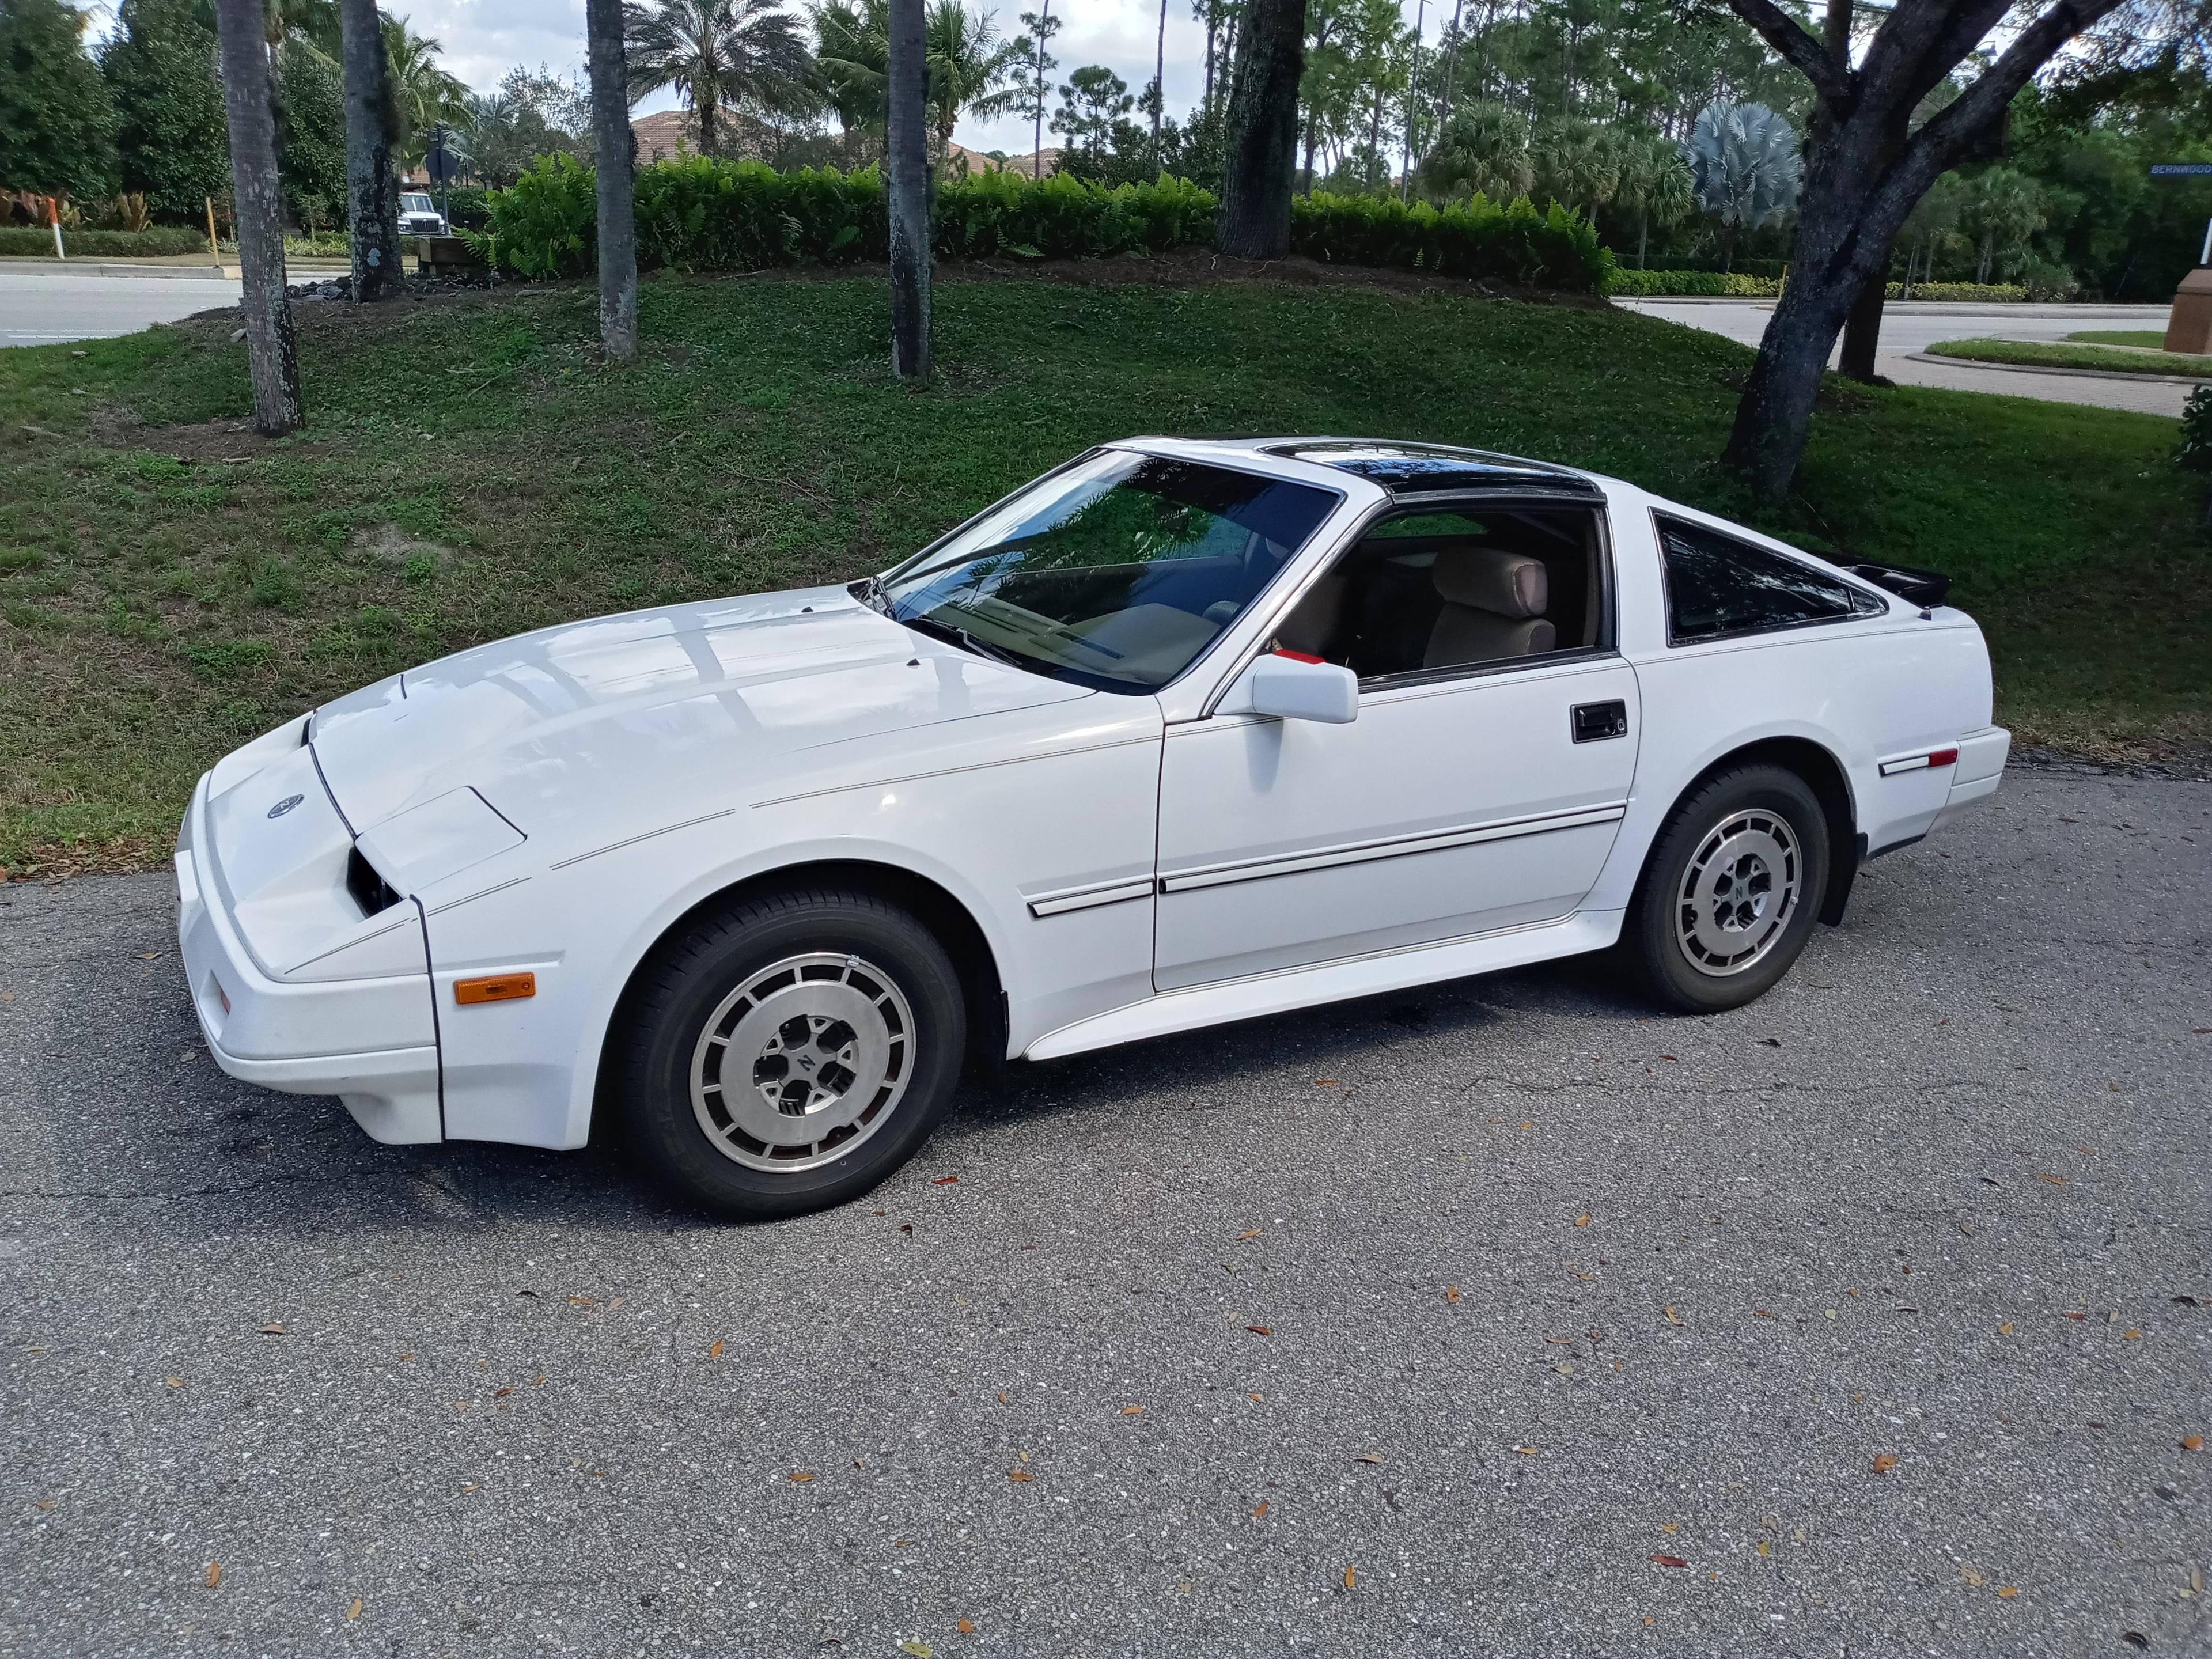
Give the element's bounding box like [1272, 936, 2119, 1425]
[402, 194, 434, 214]
[878, 451, 1339, 693]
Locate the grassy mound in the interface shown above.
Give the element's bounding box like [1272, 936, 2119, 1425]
[1, 269, 2204, 874]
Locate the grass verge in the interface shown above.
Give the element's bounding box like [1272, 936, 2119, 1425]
[2067, 329, 2175, 350]
[2, 267, 2206, 876]
[1929, 336, 2212, 378]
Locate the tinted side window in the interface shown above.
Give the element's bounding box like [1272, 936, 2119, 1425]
[1656, 516, 1882, 643]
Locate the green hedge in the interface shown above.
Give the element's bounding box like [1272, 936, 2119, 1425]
[1889, 281, 2027, 302]
[1603, 267, 1780, 297]
[0, 225, 211, 258]
[469, 155, 1611, 293]
[1289, 192, 1610, 291]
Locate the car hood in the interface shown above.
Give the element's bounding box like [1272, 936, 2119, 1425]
[309, 584, 1096, 848]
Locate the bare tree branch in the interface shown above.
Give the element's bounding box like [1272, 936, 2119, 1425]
[1899, 0, 2128, 181]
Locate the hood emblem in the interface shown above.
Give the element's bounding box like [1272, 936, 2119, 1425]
[267, 794, 305, 819]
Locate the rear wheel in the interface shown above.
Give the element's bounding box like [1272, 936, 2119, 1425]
[1624, 764, 1830, 1014]
[618, 887, 965, 1219]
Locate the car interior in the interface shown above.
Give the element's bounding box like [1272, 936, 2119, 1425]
[1270, 505, 1607, 682]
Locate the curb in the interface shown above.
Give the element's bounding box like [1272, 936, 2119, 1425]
[0, 259, 355, 282]
[1906, 351, 2211, 388]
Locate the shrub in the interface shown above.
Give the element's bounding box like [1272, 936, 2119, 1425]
[1887, 280, 2026, 302]
[2178, 385, 2212, 474]
[0, 224, 210, 257]
[1290, 192, 1612, 291]
[1603, 266, 1780, 297]
[474, 156, 1611, 291]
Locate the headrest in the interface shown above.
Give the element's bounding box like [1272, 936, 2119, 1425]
[1433, 546, 1547, 619]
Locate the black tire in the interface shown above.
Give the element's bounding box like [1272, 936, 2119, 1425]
[1623, 763, 1830, 1014]
[617, 886, 966, 1219]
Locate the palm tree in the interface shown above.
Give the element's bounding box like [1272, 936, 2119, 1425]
[340, 0, 400, 300]
[886, 0, 929, 378]
[1416, 102, 1530, 202]
[1684, 100, 1800, 272]
[624, 0, 817, 158]
[1612, 129, 1692, 268]
[212, 0, 303, 433]
[815, 0, 887, 159]
[588, 0, 638, 360]
[924, 0, 1024, 153]
[381, 18, 469, 160]
[1529, 116, 1620, 228]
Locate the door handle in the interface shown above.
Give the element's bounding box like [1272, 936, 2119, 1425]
[1571, 700, 1629, 743]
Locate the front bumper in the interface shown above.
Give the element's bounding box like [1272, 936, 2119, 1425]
[177, 777, 443, 1144]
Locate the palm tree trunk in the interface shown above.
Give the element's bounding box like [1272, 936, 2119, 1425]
[586, 0, 638, 361]
[1439, 0, 1464, 128]
[1203, 7, 1217, 116]
[340, 0, 401, 303]
[1216, 0, 1305, 255]
[887, 0, 931, 380]
[214, 0, 302, 435]
[1033, 0, 1050, 177]
[1402, 0, 1425, 192]
[1637, 211, 1647, 268]
[1153, 0, 1168, 155]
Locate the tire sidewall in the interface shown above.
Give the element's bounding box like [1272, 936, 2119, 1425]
[1633, 766, 1830, 1014]
[622, 894, 965, 1218]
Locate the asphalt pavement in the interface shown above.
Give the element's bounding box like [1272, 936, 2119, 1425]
[1, 767, 2207, 1657]
[1, 268, 244, 348]
[1617, 300, 2190, 416]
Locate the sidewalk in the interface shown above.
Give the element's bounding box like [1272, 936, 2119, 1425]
[0, 257, 355, 281]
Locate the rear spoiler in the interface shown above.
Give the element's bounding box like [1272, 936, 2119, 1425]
[1849, 560, 1951, 608]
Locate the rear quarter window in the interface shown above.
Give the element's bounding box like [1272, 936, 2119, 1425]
[1656, 515, 1884, 643]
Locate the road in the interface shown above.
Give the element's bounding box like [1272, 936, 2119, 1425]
[2, 767, 2208, 1657]
[0, 268, 243, 348]
[1618, 300, 2190, 416]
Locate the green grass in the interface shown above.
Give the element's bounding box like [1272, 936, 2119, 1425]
[1929, 336, 2212, 378]
[2067, 329, 2180, 350]
[2, 270, 2206, 875]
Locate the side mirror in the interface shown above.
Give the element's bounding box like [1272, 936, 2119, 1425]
[1228, 650, 1359, 725]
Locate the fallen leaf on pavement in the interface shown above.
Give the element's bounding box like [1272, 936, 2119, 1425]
[1007, 1469, 1033, 1483]
[1575, 1214, 1591, 1227]
[957, 1617, 975, 1634]
[1355, 1453, 1382, 1464]
[2124, 1329, 2142, 1339]
[257, 1323, 285, 1336]
[1873, 1453, 1899, 1474]
[1997, 1586, 2018, 1599]
[2181, 1434, 2203, 1452]
[2036, 1173, 2067, 1187]
[1961, 1565, 1985, 1587]
[1663, 1306, 1682, 1325]
[1756, 1540, 1771, 1557]
[205, 1562, 221, 1588]
[166, 1376, 184, 1387]
[1660, 1522, 1680, 1535]
[1445, 1286, 1461, 1304]
[709, 1340, 724, 1358]
[1237, 1229, 1262, 1241]
[1343, 1566, 1355, 1589]
[2065, 1311, 2088, 1320]
[346, 1599, 362, 1622]
[493, 1388, 513, 1399]
[899, 1642, 933, 1657]
[1247, 1325, 1272, 1336]
[1650, 1555, 1689, 1569]
[933, 1175, 959, 1185]
[789, 1471, 813, 1483]
[1121, 1405, 1143, 1415]
[1248, 1391, 1263, 1402]
[1251, 1501, 1268, 1518]
[1512, 1446, 1539, 1456]
[1998, 1322, 2014, 1335]
[2123, 1633, 2150, 1650]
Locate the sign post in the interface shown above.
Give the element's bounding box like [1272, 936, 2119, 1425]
[425, 127, 460, 229]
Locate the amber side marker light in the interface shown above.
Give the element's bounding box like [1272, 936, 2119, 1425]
[454, 972, 535, 1006]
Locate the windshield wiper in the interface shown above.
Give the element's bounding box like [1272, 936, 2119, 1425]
[850, 574, 892, 615]
[897, 611, 1032, 670]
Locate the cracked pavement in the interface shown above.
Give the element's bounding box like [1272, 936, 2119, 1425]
[1, 766, 2206, 1657]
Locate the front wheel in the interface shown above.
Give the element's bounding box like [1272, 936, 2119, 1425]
[1623, 764, 1830, 1014]
[617, 887, 966, 1219]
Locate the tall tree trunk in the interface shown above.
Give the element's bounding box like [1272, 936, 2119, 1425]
[1203, 7, 1217, 116]
[1033, 0, 1050, 177]
[1215, 0, 1305, 256]
[886, 0, 931, 380]
[1153, 0, 1168, 154]
[1439, 0, 1464, 129]
[586, 0, 638, 361]
[1637, 211, 1647, 268]
[214, 0, 302, 435]
[340, 0, 400, 302]
[1402, 0, 1423, 188]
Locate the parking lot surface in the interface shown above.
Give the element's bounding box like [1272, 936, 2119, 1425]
[2, 766, 2206, 1657]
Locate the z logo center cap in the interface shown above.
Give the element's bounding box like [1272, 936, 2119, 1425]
[267, 794, 305, 819]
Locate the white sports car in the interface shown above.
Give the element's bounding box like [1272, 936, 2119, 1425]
[176, 438, 2008, 1216]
